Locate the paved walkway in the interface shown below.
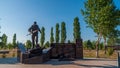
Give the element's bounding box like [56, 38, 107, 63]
[0, 58, 18, 64]
[0, 58, 118, 68]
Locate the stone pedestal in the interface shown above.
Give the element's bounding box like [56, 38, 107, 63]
[75, 39, 83, 59]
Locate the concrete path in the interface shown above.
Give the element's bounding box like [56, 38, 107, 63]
[0, 58, 118, 68]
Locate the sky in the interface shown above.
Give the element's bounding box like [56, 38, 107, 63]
[0, 0, 120, 43]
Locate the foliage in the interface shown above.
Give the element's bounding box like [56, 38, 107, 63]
[40, 27, 45, 47]
[83, 40, 104, 50]
[55, 23, 60, 43]
[116, 38, 120, 45]
[99, 42, 104, 50]
[106, 36, 116, 56]
[107, 30, 120, 45]
[91, 41, 96, 49]
[61, 22, 66, 43]
[83, 41, 88, 49]
[68, 40, 71, 43]
[12, 33, 17, 48]
[81, 0, 120, 57]
[44, 41, 50, 48]
[25, 40, 32, 49]
[106, 31, 120, 55]
[7, 43, 13, 49]
[87, 40, 92, 50]
[50, 27, 54, 43]
[73, 17, 81, 42]
[107, 48, 114, 56]
[1, 34, 7, 49]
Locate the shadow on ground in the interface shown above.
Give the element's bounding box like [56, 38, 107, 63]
[44, 59, 74, 65]
[0, 58, 117, 68]
[0, 57, 18, 64]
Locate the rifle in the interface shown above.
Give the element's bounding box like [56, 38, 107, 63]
[26, 30, 39, 36]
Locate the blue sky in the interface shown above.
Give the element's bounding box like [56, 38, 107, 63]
[0, 0, 120, 43]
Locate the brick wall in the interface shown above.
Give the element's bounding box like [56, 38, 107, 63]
[50, 39, 83, 59]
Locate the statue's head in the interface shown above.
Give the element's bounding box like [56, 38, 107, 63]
[34, 21, 37, 24]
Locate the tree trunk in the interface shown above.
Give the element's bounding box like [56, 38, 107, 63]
[104, 37, 107, 54]
[96, 33, 102, 58]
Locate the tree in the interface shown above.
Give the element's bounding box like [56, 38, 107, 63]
[25, 40, 32, 49]
[106, 30, 120, 55]
[107, 37, 115, 56]
[68, 40, 71, 43]
[107, 30, 120, 45]
[81, 0, 120, 57]
[1, 34, 7, 48]
[40, 27, 45, 47]
[87, 40, 92, 50]
[55, 23, 60, 43]
[44, 41, 50, 48]
[0, 26, 2, 44]
[50, 27, 54, 43]
[99, 42, 104, 50]
[91, 41, 96, 49]
[116, 37, 120, 45]
[73, 17, 81, 42]
[83, 41, 88, 49]
[7, 43, 13, 49]
[12, 33, 17, 48]
[61, 22, 66, 43]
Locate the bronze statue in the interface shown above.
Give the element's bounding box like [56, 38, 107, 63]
[28, 21, 41, 48]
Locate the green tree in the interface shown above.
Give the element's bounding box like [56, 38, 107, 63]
[91, 41, 96, 49]
[68, 40, 71, 43]
[44, 41, 50, 48]
[106, 30, 120, 55]
[12, 33, 17, 48]
[106, 37, 115, 56]
[61, 22, 66, 43]
[55, 23, 60, 43]
[50, 27, 54, 43]
[25, 40, 32, 49]
[1, 34, 7, 48]
[83, 41, 88, 49]
[107, 30, 120, 45]
[116, 38, 120, 45]
[7, 43, 13, 49]
[73, 17, 81, 42]
[81, 0, 120, 57]
[99, 42, 104, 50]
[40, 27, 45, 47]
[87, 40, 92, 50]
[0, 26, 2, 46]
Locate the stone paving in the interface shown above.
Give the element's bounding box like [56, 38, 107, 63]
[0, 58, 118, 68]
